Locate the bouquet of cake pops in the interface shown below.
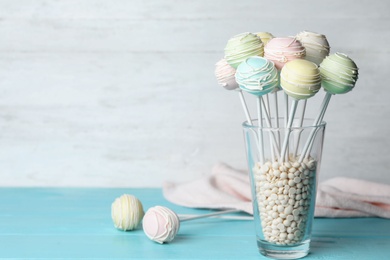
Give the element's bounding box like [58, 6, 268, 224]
[215, 31, 359, 245]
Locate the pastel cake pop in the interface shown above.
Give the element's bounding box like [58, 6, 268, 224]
[319, 52, 359, 94]
[143, 206, 240, 244]
[298, 53, 359, 162]
[280, 59, 321, 161]
[143, 206, 180, 244]
[280, 59, 322, 100]
[236, 56, 280, 161]
[215, 57, 253, 125]
[264, 37, 305, 70]
[235, 56, 279, 96]
[111, 194, 144, 231]
[215, 58, 239, 90]
[224, 32, 264, 68]
[296, 31, 330, 65]
[256, 32, 274, 46]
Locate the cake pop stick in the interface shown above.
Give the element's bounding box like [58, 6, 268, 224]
[280, 99, 299, 162]
[264, 94, 271, 118]
[298, 93, 331, 162]
[235, 56, 280, 161]
[292, 99, 307, 158]
[299, 53, 358, 162]
[238, 90, 253, 125]
[284, 92, 289, 127]
[279, 59, 322, 162]
[261, 98, 280, 160]
[143, 206, 244, 244]
[256, 96, 265, 164]
[272, 90, 281, 149]
[180, 209, 242, 222]
[284, 92, 289, 159]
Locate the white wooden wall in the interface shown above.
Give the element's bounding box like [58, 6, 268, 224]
[1, 0, 389, 187]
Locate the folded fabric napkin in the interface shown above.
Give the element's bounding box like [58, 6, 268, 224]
[163, 162, 390, 218]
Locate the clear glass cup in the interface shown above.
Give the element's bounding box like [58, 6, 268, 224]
[242, 117, 326, 259]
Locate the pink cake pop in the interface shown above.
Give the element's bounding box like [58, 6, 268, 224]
[264, 37, 305, 70]
[143, 206, 241, 244]
[265, 37, 306, 134]
[215, 58, 253, 125]
[143, 206, 180, 244]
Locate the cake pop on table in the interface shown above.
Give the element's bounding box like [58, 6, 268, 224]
[111, 194, 144, 231]
[142, 206, 180, 244]
[143, 206, 241, 244]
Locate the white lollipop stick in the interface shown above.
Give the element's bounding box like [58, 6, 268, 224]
[257, 96, 265, 164]
[284, 92, 289, 157]
[261, 99, 281, 161]
[273, 91, 280, 148]
[280, 99, 299, 162]
[238, 90, 253, 125]
[284, 92, 289, 127]
[180, 209, 242, 222]
[299, 92, 332, 162]
[264, 94, 271, 117]
[293, 99, 307, 158]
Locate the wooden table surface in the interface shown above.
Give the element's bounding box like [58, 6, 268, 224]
[1, 188, 389, 259]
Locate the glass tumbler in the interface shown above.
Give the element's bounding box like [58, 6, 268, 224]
[242, 118, 326, 259]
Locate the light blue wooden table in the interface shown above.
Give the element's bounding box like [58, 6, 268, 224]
[0, 188, 389, 259]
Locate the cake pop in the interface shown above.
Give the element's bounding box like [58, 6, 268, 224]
[256, 32, 274, 46]
[111, 194, 144, 231]
[215, 58, 239, 90]
[215, 58, 253, 125]
[280, 59, 322, 100]
[143, 206, 180, 244]
[264, 37, 306, 137]
[298, 53, 359, 162]
[280, 59, 321, 162]
[236, 56, 280, 161]
[143, 206, 241, 244]
[224, 32, 264, 68]
[264, 37, 305, 70]
[320, 52, 358, 95]
[235, 56, 279, 96]
[296, 31, 330, 65]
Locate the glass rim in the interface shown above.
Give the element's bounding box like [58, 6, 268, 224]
[242, 117, 326, 130]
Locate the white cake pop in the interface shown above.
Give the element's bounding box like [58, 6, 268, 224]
[143, 206, 241, 244]
[111, 194, 144, 231]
